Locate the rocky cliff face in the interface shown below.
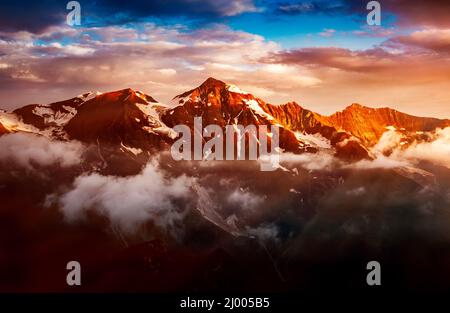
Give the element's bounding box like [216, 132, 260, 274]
[325, 103, 450, 146]
[260, 101, 369, 160]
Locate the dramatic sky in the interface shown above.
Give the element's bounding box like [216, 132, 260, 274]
[0, 0, 449, 117]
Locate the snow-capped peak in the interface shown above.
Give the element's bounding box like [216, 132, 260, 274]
[77, 91, 102, 102]
[135, 90, 153, 103]
[0, 111, 40, 133]
[32, 105, 77, 127]
[135, 101, 178, 139]
[244, 99, 273, 121]
[226, 84, 249, 95]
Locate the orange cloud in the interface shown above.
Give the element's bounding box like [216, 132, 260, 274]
[0, 24, 449, 119]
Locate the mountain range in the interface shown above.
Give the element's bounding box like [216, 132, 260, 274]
[1, 77, 448, 167]
[1, 77, 450, 293]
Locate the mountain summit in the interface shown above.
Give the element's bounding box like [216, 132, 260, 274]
[64, 88, 175, 150]
[166, 77, 313, 154]
[325, 103, 450, 146]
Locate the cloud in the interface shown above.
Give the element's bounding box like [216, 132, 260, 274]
[265, 45, 445, 74]
[351, 26, 395, 38]
[53, 161, 192, 234]
[1, 23, 312, 108]
[0, 0, 260, 33]
[0, 133, 84, 170]
[0, 0, 64, 33]
[346, 186, 366, 197]
[348, 155, 408, 170]
[0, 17, 450, 118]
[384, 29, 450, 54]
[261, 37, 450, 117]
[273, 1, 349, 16]
[272, 0, 450, 28]
[275, 2, 316, 14]
[0, 22, 322, 112]
[267, 127, 450, 174]
[392, 127, 450, 169]
[372, 126, 407, 155]
[383, 0, 450, 28]
[92, 0, 260, 21]
[278, 148, 405, 172]
[318, 28, 336, 37]
[227, 188, 265, 210]
[349, 127, 450, 170]
[278, 151, 339, 171]
[245, 223, 280, 243]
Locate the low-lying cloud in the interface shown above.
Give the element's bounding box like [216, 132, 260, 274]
[276, 127, 450, 172]
[278, 151, 339, 171]
[0, 132, 84, 169]
[39, 126, 450, 241]
[374, 127, 450, 169]
[53, 161, 192, 235]
[227, 188, 265, 211]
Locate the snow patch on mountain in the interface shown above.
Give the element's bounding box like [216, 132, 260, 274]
[33, 105, 77, 126]
[33, 106, 54, 117]
[227, 84, 249, 95]
[77, 91, 102, 103]
[244, 99, 274, 121]
[136, 102, 178, 139]
[0, 112, 40, 133]
[135, 90, 148, 102]
[295, 132, 331, 149]
[120, 142, 143, 156]
[173, 93, 193, 105]
[136, 103, 161, 124]
[153, 126, 178, 139]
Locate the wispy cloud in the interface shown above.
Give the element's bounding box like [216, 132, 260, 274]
[318, 28, 336, 37]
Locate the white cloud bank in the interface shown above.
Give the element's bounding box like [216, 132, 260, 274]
[0, 132, 84, 169]
[267, 127, 450, 172]
[373, 127, 450, 169]
[54, 161, 192, 234]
